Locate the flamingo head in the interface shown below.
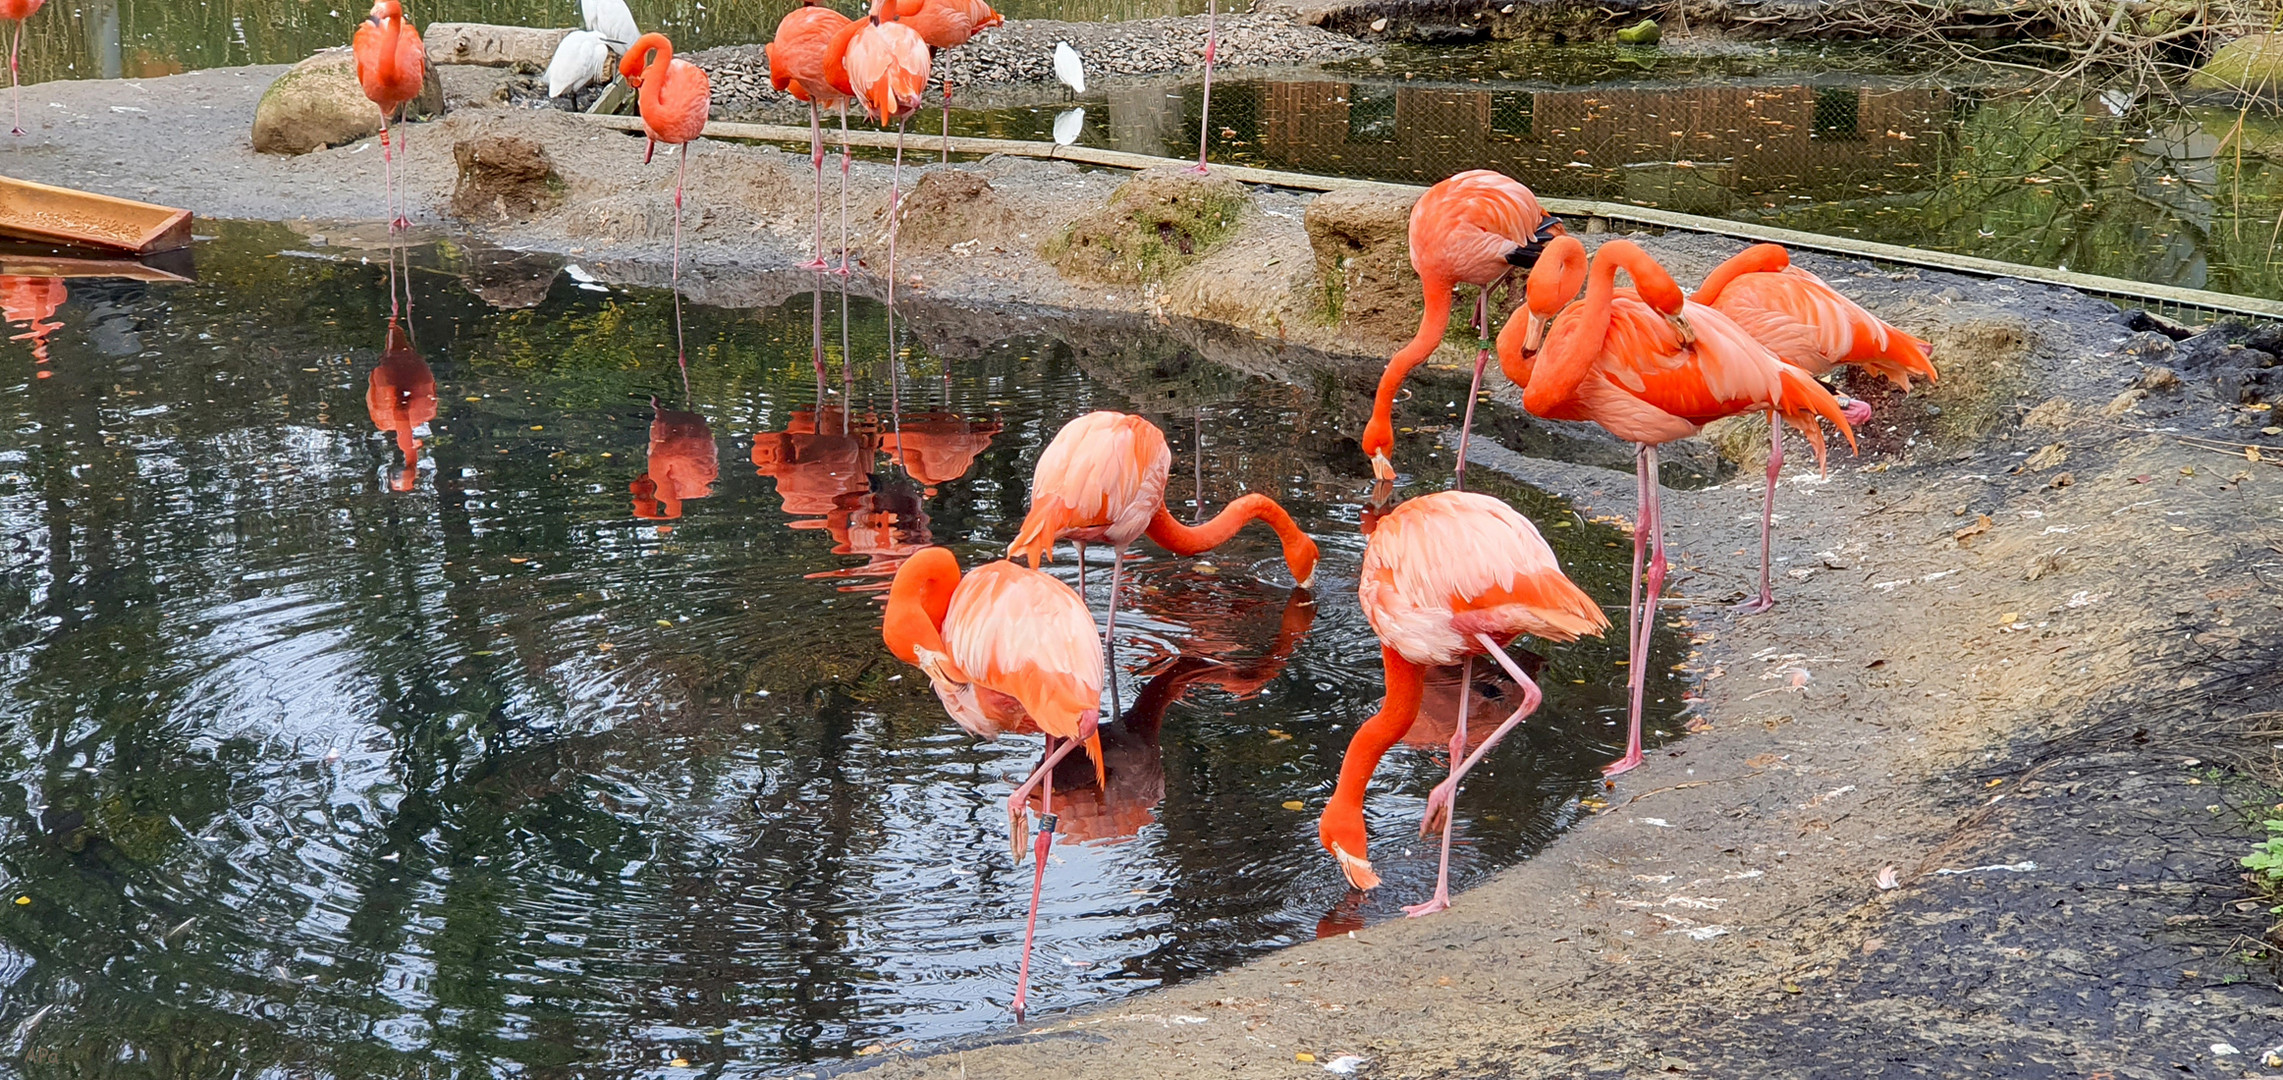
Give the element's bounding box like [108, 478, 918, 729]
[882, 546, 961, 663]
[1286, 534, 1321, 592]
[1360, 416, 1396, 483]
[366, 0, 401, 27]
[619, 32, 672, 86]
[1318, 807, 1380, 891]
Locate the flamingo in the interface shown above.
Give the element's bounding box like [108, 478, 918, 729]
[365, 316, 436, 493]
[768, 0, 855, 270]
[827, 13, 929, 296]
[353, 0, 426, 230]
[1504, 237, 1855, 777]
[1690, 243, 1937, 613]
[630, 403, 719, 521]
[1006, 410, 1320, 718]
[620, 32, 712, 285]
[0, 0, 41, 136]
[871, 0, 1002, 161]
[882, 547, 1104, 1021]
[2, 275, 65, 374]
[1318, 490, 1607, 915]
[1358, 170, 1563, 487]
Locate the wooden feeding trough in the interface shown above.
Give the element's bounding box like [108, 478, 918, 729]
[0, 177, 193, 255]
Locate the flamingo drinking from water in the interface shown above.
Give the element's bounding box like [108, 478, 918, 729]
[1690, 242, 1936, 612]
[768, 0, 855, 270]
[1007, 410, 1319, 719]
[1504, 237, 1855, 777]
[621, 32, 712, 284]
[1318, 490, 1606, 915]
[1358, 170, 1563, 487]
[353, 0, 426, 230]
[882, 547, 1104, 1021]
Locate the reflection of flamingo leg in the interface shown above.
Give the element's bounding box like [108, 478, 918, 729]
[1403, 654, 1470, 918]
[1104, 550, 1124, 725]
[1452, 288, 1490, 490]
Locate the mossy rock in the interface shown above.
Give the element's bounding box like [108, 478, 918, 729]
[1615, 18, 1660, 44]
[1044, 167, 1249, 285]
[2190, 33, 2283, 96]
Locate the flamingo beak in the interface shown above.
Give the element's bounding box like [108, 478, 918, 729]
[1331, 843, 1380, 891]
[1664, 311, 1697, 346]
[1369, 451, 1394, 483]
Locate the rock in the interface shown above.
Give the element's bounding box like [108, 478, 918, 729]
[1045, 167, 1249, 284]
[1303, 185, 1420, 339]
[2189, 33, 2282, 95]
[450, 135, 567, 221]
[1616, 17, 1661, 44]
[424, 23, 575, 72]
[881, 168, 1022, 254]
[252, 47, 444, 155]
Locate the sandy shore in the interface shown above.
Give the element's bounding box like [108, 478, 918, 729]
[8, 62, 2282, 1077]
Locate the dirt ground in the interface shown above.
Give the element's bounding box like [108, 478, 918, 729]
[10, 64, 2283, 1079]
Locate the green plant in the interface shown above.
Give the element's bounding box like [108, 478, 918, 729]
[2244, 818, 2283, 915]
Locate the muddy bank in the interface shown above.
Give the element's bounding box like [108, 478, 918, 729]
[10, 64, 2283, 1077]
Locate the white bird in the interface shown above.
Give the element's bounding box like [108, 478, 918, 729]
[582, 0, 640, 51]
[1053, 41, 1084, 98]
[1052, 105, 1084, 147]
[546, 28, 613, 99]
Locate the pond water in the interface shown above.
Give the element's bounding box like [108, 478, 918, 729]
[0, 223, 1679, 1077]
[949, 42, 2283, 300]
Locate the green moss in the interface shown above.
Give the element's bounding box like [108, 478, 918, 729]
[2191, 33, 2283, 94]
[1045, 169, 1250, 285]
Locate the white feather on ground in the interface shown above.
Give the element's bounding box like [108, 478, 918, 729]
[582, 0, 640, 51]
[547, 29, 613, 98]
[1052, 41, 1084, 95]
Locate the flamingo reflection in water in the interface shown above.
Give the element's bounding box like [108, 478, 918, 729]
[631, 402, 719, 522]
[2, 274, 66, 377]
[1025, 582, 1318, 845]
[364, 314, 437, 493]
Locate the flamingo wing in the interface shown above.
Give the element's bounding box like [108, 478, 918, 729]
[843, 19, 930, 122]
[1412, 170, 1558, 288]
[1009, 411, 1172, 563]
[1718, 268, 1934, 386]
[943, 561, 1106, 740]
[1360, 491, 1606, 667]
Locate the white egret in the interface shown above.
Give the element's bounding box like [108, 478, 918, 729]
[546, 28, 613, 99]
[1053, 41, 1084, 98]
[582, 0, 639, 51]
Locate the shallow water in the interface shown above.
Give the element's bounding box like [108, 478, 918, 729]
[0, 223, 1681, 1077]
[951, 42, 2283, 299]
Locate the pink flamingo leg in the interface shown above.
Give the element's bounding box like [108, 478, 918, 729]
[1735, 413, 1782, 615]
[1403, 654, 1471, 918]
[1609, 444, 1662, 778]
[671, 142, 688, 286]
[10, 21, 23, 137]
[835, 103, 853, 275]
[1412, 640, 1547, 910]
[378, 114, 402, 231]
[940, 65, 952, 163]
[1188, 0, 1217, 173]
[799, 101, 829, 270]
[1074, 539, 1087, 590]
[1004, 715, 1097, 1020]
[1103, 549, 1124, 725]
[1451, 288, 1490, 491]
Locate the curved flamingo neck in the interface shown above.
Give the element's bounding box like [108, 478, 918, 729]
[1363, 276, 1456, 453]
[1521, 244, 1622, 416]
[1320, 649, 1423, 877]
[1691, 243, 1788, 305]
[883, 551, 958, 664]
[623, 32, 672, 84]
[1145, 496, 1318, 585]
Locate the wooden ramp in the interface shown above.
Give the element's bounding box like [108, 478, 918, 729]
[0, 177, 193, 255]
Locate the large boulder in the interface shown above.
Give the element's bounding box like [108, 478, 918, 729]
[424, 23, 574, 71]
[252, 47, 443, 156]
[1044, 167, 1249, 284]
[451, 135, 567, 221]
[1303, 184, 1420, 339]
[2190, 33, 2283, 95]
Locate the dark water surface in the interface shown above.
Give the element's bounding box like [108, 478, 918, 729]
[0, 224, 1677, 1077]
[953, 42, 2283, 300]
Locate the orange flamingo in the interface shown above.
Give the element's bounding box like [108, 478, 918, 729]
[768, 1, 855, 270]
[0, 0, 43, 136]
[353, 0, 426, 230]
[871, 0, 1001, 161]
[620, 32, 712, 284]
[365, 316, 436, 492]
[826, 13, 928, 295]
[1319, 490, 1606, 915]
[1508, 236, 1855, 777]
[2, 274, 65, 374]
[883, 546, 1104, 1021]
[631, 403, 719, 521]
[1007, 410, 1319, 719]
[1691, 243, 1937, 612]
[1359, 170, 1563, 487]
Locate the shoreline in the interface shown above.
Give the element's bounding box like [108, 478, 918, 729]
[7, 60, 2282, 1078]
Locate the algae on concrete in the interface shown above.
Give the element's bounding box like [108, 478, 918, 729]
[1045, 167, 1250, 285]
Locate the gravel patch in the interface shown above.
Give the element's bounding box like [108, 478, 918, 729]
[675, 14, 1375, 119]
